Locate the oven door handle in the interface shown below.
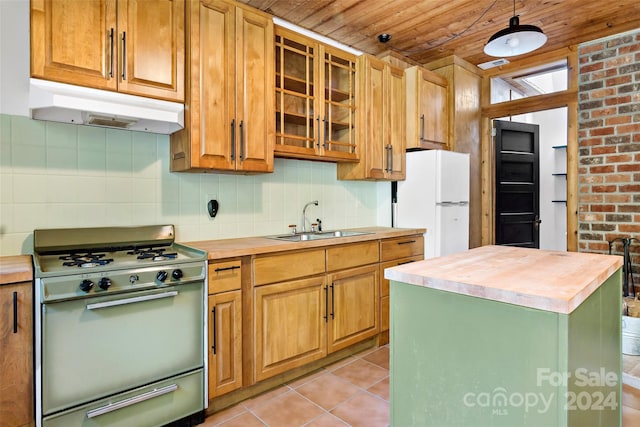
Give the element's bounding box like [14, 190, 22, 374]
[86, 291, 178, 310]
[86, 384, 178, 418]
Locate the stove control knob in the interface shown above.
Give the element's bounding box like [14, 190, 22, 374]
[156, 271, 168, 282]
[99, 277, 111, 290]
[79, 279, 94, 292]
[172, 269, 183, 280]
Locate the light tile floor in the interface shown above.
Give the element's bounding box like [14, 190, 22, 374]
[203, 345, 640, 427]
[202, 346, 389, 427]
[623, 353, 640, 378]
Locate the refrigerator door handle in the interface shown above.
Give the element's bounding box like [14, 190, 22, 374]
[437, 201, 468, 206]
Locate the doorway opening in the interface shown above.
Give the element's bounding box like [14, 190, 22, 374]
[482, 49, 576, 250]
[494, 107, 568, 251]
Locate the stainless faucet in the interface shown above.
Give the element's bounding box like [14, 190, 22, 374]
[302, 200, 318, 232]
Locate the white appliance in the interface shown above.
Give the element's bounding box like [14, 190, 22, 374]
[393, 150, 470, 258]
[29, 79, 184, 134]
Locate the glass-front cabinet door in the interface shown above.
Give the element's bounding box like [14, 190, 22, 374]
[275, 28, 318, 159]
[274, 26, 358, 162]
[320, 45, 358, 161]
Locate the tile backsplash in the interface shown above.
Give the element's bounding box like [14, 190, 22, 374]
[0, 114, 386, 256]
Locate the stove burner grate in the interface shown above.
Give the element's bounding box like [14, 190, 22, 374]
[60, 253, 114, 268]
[128, 247, 178, 261]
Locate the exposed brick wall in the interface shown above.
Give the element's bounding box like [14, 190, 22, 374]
[578, 29, 640, 286]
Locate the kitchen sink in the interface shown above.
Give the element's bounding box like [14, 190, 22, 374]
[266, 230, 371, 242]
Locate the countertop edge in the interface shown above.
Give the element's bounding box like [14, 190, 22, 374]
[0, 255, 34, 285]
[182, 227, 426, 260]
[385, 246, 623, 314]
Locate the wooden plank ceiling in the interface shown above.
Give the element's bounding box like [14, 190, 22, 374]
[237, 0, 640, 66]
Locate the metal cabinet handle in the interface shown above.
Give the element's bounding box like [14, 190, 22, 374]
[420, 114, 425, 141]
[12, 291, 18, 333]
[330, 283, 335, 319]
[397, 240, 416, 245]
[109, 28, 114, 78]
[86, 384, 178, 418]
[121, 32, 126, 80]
[384, 145, 389, 172]
[230, 119, 236, 161]
[323, 285, 328, 322]
[214, 266, 240, 273]
[86, 291, 178, 310]
[211, 306, 217, 354]
[323, 116, 328, 149]
[316, 116, 321, 148]
[239, 120, 245, 160]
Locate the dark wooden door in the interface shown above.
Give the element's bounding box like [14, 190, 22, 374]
[494, 120, 540, 248]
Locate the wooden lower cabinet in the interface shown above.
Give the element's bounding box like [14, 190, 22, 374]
[252, 242, 381, 382]
[379, 235, 424, 344]
[208, 258, 243, 399]
[253, 276, 327, 382]
[204, 236, 421, 397]
[0, 281, 34, 427]
[327, 264, 379, 353]
[208, 290, 243, 398]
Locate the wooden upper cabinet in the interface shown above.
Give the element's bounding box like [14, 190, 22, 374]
[321, 44, 358, 161]
[117, 0, 185, 100]
[337, 55, 405, 181]
[274, 26, 358, 162]
[170, 0, 274, 173]
[405, 65, 449, 150]
[30, 0, 185, 102]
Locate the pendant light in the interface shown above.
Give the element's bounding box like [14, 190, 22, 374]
[484, 0, 547, 57]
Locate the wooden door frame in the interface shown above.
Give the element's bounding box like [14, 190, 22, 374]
[479, 47, 579, 251]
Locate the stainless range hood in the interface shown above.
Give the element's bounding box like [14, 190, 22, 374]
[29, 78, 184, 134]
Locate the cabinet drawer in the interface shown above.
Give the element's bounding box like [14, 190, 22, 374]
[380, 235, 424, 262]
[326, 241, 379, 272]
[209, 259, 242, 294]
[253, 249, 325, 286]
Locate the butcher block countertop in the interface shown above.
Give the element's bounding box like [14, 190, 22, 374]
[183, 226, 425, 259]
[0, 255, 33, 286]
[385, 245, 623, 314]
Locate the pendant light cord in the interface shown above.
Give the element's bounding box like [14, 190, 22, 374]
[386, 0, 499, 55]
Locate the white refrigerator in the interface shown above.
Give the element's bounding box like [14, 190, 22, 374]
[392, 150, 470, 259]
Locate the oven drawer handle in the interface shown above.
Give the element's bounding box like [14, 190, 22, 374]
[86, 291, 178, 310]
[86, 384, 178, 418]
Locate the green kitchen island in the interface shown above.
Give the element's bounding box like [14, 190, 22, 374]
[384, 245, 623, 427]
